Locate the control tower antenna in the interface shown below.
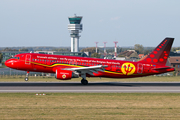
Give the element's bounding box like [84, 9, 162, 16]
[95, 42, 98, 53]
[114, 41, 118, 58]
[68, 14, 83, 52]
[103, 42, 107, 58]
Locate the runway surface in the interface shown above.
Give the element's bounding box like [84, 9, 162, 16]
[0, 82, 180, 93]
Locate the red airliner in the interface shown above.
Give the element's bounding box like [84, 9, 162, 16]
[5, 38, 175, 85]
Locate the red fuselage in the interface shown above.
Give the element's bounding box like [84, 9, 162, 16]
[5, 53, 174, 79]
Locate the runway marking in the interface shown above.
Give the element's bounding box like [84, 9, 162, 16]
[1, 90, 180, 92]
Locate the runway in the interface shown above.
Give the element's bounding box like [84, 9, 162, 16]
[0, 82, 180, 93]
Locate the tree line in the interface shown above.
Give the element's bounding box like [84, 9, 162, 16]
[80, 44, 180, 58]
[0, 45, 179, 62]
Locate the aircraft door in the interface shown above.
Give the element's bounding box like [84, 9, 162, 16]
[137, 63, 143, 74]
[25, 54, 31, 65]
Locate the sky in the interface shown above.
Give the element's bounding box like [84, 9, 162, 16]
[0, 0, 180, 47]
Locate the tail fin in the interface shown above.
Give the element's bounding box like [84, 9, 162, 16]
[140, 37, 174, 65]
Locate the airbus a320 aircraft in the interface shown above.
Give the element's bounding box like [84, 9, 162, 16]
[5, 38, 175, 85]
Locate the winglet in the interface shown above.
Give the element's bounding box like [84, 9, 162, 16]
[140, 37, 174, 65]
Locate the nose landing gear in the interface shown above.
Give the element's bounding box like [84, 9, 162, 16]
[25, 77, 29, 81]
[25, 71, 29, 81]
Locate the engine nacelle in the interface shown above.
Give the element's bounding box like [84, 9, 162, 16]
[55, 69, 79, 80]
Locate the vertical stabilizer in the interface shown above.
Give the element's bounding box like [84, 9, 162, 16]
[140, 37, 174, 65]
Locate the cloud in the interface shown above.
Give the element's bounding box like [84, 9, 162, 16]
[111, 16, 120, 21]
[99, 19, 104, 22]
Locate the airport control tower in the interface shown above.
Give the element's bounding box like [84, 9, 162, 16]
[68, 14, 83, 52]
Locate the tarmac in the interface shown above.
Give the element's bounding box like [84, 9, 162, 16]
[0, 82, 180, 93]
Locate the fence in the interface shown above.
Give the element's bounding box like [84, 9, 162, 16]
[0, 68, 55, 78]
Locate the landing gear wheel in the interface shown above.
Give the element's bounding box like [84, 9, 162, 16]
[25, 77, 29, 81]
[81, 79, 88, 85]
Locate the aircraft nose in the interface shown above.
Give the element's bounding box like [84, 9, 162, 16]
[5, 59, 11, 67]
[5, 59, 16, 68]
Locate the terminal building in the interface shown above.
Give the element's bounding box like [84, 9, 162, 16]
[1, 51, 88, 63]
[1, 51, 26, 62]
[34, 51, 88, 57]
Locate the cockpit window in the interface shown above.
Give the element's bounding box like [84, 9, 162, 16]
[13, 57, 20, 59]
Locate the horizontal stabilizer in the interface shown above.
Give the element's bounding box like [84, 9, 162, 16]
[153, 67, 172, 70]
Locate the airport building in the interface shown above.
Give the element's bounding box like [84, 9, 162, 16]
[1, 51, 88, 63]
[68, 14, 83, 52]
[1, 51, 26, 62]
[35, 51, 88, 57]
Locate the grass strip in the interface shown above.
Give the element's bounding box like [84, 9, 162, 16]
[0, 93, 180, 119]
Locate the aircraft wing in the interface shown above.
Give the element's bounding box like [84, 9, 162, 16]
[65, 65, 107, 76]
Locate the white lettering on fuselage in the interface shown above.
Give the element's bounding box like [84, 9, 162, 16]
[36, 55, 121, 65]
[37, 56, 47, 59]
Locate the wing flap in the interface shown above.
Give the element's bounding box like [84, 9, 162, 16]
[64, 65, 106, 75]
[66, 65, 103, 71]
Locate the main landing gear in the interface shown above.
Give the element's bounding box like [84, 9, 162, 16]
[81, 79, 88, 85]
[25, 71, 29, 81]
[81, 73, 88, 85]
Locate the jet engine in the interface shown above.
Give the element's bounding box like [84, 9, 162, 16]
[55, 69, 79, 80]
